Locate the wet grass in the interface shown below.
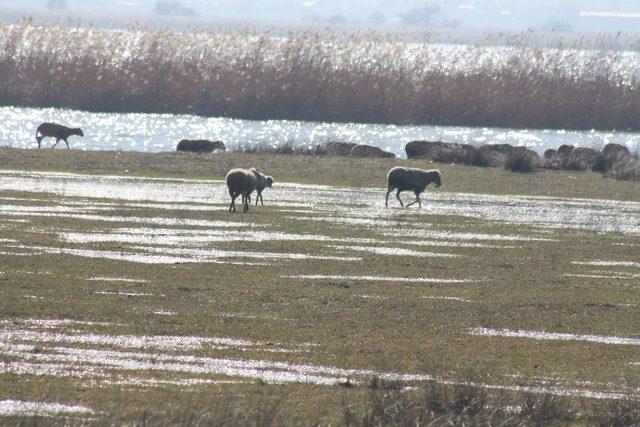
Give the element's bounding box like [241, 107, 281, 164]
[0, 150, 639, 423]
[1, 146, 640, 200]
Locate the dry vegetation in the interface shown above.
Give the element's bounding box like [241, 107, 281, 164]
[1, 21, 640, 130]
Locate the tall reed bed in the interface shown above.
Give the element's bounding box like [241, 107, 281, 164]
[1, 21, 639, 130]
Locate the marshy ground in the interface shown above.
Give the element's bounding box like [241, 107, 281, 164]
[0, 148, 639, 423]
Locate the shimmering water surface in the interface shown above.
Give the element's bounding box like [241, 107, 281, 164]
[2, 106, 640, 156]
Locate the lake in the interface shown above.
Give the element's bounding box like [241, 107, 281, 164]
[2, 106, 639, 156]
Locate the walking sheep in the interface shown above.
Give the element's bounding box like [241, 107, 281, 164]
[35, 122, 84, 149]
[226, 168, 257, 213]
[385, 166, 442, 208]
[249, 168, 274, 205]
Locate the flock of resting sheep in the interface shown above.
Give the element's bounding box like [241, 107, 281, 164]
[34, 122, 444, 213]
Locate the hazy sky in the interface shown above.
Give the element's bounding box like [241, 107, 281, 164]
[1, 0, 639, 33]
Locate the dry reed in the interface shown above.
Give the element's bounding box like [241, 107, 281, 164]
[1, 21, 640, 130]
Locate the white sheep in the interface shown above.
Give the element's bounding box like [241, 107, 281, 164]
[226, 168, 257, 213]
[249, 168, 274, 205]
[385, 166, 442, 208]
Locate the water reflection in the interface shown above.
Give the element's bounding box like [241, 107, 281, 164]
[2, 106, 639, 156]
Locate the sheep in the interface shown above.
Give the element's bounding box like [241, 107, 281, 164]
[35, 122, 83, 149]
[176, 139, 226, 153]
[249, 168, 274, 205]
[385, 166, 442, 208]
[226, 168, 257, 213]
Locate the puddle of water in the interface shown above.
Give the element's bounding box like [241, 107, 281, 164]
[0, 323, 631, 400]
[422, 296, 473, 303]
[62, 229, 362, 246]
[2, 319, 118, 328]
[0, 209, 248, 229]
[286, 275, 473, 284]
[0, 399, 93, 417]
[573, 261, 640, 268]
[130, 245, 361, 262]
[382, 229, 555, 242]
[1, 170, 639, 235]
[564, 273, 639, 280]
[327, 245, 459, 258]
[103, 378, 246, 388]
[469, 327, 640, 346]
[86, 277, 149, 283]
[355, 294, 387, 300]
[217, 313, 292, 322]
[402, 240, 517, 249]
[0, 322, 299, 353]
[95, 291, 162, 297]
[153, 310, 178, 316]
[12, 244, 273, 266]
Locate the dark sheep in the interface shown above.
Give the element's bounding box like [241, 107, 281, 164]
[350, 144, 395, 158]
[35, 122, 83, 149]
[226, 168, 256, 213]
[593, 143, 633, 173]
[404, 140, 478, 165]
[477, 144, 516, 167]
[325, 141, 358, 156]
[177, 139, 226, 153]
[543, 148, 557, 159]
[557, 144, 575, 159]
[385, 166, 442, 209]
[249, 168, 274, 205]
[564, 147, 600, 171]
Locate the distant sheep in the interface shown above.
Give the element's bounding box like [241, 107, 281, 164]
[325, 141, 358, 156]
[35, 122, 83, 149]
[177, 139, 226, 153]
[350, 144, 395, 158]
[249, 168, 274, 205]
[385, 166, 442, 208]
[226, 168, 256, 213]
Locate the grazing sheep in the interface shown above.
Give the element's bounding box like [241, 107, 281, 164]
[249, 168, 274, 205]
[385, 166, 442, 208]
[35, 122, 83, 149]
[176, 139, 226, 153]
[226, 168, 256, 213]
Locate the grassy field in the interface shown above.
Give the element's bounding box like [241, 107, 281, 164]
[0, 149, 640, 424]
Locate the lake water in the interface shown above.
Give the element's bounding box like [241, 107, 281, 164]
[2, 106, 640, 157]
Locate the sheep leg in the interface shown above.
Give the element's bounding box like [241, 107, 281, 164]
[255, 191, 260, 206]
[243, 193, 250, 213]
[36, 136, 43, 149]
[259, 193, 264, 206]
[64, 138, 70, 149]
[229, 192, 238, 212]
[395, 189, 404, 207]
[406, 194, 421, 208]
[385, 188, 392, 207]
[51, 139, 60, 149]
